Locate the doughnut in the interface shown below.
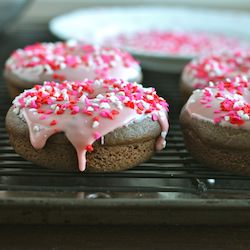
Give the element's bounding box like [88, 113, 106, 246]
[181, 50, 250, 101]
[4, 41, 142, 99]
[180, 76, 250, 175]
[6, 79, 169, 172]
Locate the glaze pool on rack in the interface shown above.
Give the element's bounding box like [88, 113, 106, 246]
[6, 79, 169, 172]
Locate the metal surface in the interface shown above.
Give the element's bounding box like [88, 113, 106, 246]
[1, 25, 250, 225]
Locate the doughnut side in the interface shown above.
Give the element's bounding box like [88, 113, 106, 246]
[180, 78, 194, 104]
[6, 106, 161, 172]
[180, 107, 250, 175]
[4, 70, 37, 99]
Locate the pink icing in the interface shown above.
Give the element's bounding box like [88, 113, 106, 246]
[5, 41, 141, 82]
[186, 76, 250, 129]
[182, 50, 250, 89]
[13, 79, 169, 171]
[107, 30, 249, 57]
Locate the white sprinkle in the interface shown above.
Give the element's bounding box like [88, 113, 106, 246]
[87, 106, 94, 112]
[118, 91, 125, 96]
[146, 94, 154, 100]
[50, 104, 57, 110]
[237, 110, 244, 117]
[189, 99, 196, 104]
[161, 131, 167, 138]
[204, 64, 212, 71]
[66, 39, 77, 47]
[54, 106, 60, 113]
[60, 63, 66, 69]
[79, 95, 86, 102]
[13, 107, 20, 114]
[33, 125, 40, 132]
[233, 101, 244, 109]
[224, 116, 230, 121]
[96, 94, 104, 99]
[29, 108, 37, 112]
[101, 136, 105, 145]
[110, 61, 116, 67]
[242, 75, 248, 82]
[93, 79, 102, 87]
[193, 89, 201, 94]
[162, 140, 166, 149]
[100, 102, 110, 109]
[208, 81, 214, 87]
[242, 114, 250, 120]
[116, 103, 123, 110]
[92, 121, 100, 128]
[217, 97, 225, 101]
[109, 96, 119, 102]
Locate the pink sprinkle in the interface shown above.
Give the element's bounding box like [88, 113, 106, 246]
[45, 110, 53, 114]
[100, 110, 109, 118]
[152, 114, 158, 121]
[40, 115, 47, 120]
[205, 104, 212, 108]
[214, 117, 222, 124]
[214, 110, 221, 114]
[200, 100, 208, 104]
[72, 106, 80, 113]
[93, 131, 101, 139]
[85, 97, 91, 106]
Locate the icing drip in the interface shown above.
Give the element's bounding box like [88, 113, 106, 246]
[5, 41, 140, 82]
[13, 79, 169, 171]
[186, 76, 250, 129]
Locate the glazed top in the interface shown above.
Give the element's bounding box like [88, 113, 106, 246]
[12, 79, 169, 171]
[108, 30, 246, 56]
[5, 41, 141, 83]
[182, 50, 250, 89]
[185, 76, 250, 129]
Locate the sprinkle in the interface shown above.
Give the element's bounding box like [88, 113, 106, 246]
[93, 131, 101, 139]
[92, 121, 100, 128]
[85, 144, 94, 152]
[13, 107, 20, 114]
[40, 115, 47, 120]
[33, 125, 40, 132]
[161, 131, 167, 138]
[101, 136, 105, 145]
[152, 114, 158, 121]
[50, 120, 57, 126]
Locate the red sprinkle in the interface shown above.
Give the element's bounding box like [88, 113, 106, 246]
[85, 144, 94, 152]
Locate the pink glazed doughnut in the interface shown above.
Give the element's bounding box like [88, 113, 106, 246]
[180, 76, 250, 175]
[6, 79, 169, 172]
[181, 50, 250, 101]
[4, 41, 142, 98]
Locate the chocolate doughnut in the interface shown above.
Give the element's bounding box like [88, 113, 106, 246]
[6, 79, 169, 172]
[4, 41, 142, 99]
[180, 76, 250, 175]
[181, 50, 250, 102]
